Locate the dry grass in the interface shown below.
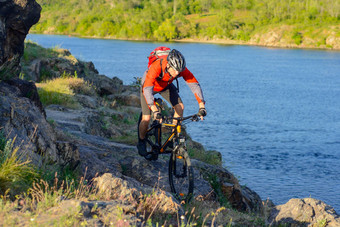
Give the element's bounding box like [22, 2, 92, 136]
[0, 137, 39, 197]
[36, 74, 95, 108]
[182, 196, 265, 226]
[0, 168, 267, 226]
[0, 171, 182, 226]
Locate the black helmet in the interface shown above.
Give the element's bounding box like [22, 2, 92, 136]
[167, 49, 186, 72]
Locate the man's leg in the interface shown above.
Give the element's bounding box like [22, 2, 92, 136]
[173, 103, 184, 124]
[160, 84, 184, 124]
[137, 114, 150, 156]
[138, 88, 151, 156]
[139, 114, 151, 140]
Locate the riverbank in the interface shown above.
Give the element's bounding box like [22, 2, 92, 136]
[2, 40, 340, 226]
[30, 31, 340, 51]
[175, 37, 340, 51]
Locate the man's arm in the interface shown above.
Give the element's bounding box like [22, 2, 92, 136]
[142, 61, 162, 114]
[181, 68, 205, 104]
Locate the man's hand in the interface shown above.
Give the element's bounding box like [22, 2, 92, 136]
[198, 107, 207, 120]
[152, 110, 162, 120]
[198, 102, 206, 120]
[199, 108, 207, 117]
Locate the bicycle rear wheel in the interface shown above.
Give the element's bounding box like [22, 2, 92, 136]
[168, 148, 194, 203]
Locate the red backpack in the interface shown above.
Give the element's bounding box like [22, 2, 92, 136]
[147, 46, 171, 69]
[147, 46, 179, 91]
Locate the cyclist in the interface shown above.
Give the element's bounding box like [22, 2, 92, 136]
[137, 48, 207, 158]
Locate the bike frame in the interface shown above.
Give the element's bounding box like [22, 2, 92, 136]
[145, 115, 197, 154]
[145, 121, 180, 154]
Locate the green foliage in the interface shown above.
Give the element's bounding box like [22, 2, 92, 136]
[40, 164, 81, 194]
[208, 174, 232, 208]
[0, 138, 39, 196]
[154, 19, 178, 41]
[32, 0, 340, 44]
[23, 41, 59, 63]
[188, 147, 222, 166]
[292, 31, 303, 45]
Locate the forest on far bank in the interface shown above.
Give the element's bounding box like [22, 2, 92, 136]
[32, 0, 340, 46]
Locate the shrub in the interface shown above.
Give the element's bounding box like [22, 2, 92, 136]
[292, 31, 303, 45]
[0, 138, 39, 196]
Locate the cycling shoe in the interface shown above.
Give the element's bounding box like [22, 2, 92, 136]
[144, 152, 158, 161]
[137, 139, 148, 157]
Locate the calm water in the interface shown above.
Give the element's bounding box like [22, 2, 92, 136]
[27, 34, 340, 212]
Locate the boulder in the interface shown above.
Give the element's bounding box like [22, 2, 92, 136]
[87, 75, 123, 96]
[268, 198, 340, 226]
[191, 159, 264, 214]
[0, 0, 41, 79]
[0, 79, 79, 168]
[107, 90, 140, 107]
[24, 50, 125, 97]
[84, 111, 123, 138]
[4, 78, 45, 116]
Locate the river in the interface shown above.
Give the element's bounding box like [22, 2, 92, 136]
[26, 34, 340, 212]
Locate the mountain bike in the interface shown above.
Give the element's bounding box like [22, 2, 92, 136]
[137, 100, 201, 202]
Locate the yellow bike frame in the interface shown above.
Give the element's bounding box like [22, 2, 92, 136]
[147, 122, 182, 153]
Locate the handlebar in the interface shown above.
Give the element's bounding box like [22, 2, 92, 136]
[150, 113, 201, 131]
[165, 114, 200, 122]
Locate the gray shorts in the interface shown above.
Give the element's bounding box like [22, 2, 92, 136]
[140, 84, 183, 115]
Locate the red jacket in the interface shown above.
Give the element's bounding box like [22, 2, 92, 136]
[142, 59, 205, 107]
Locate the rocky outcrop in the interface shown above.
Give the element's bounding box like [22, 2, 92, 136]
[43, 90, 264, 215]
[249, 26, 340, 49]
[268, 198, 340, 226]
[326, 32, 340, 49]
[0, 79, 80, 168]
[0, 0, 41, 79]
[22, 42, 131, 98]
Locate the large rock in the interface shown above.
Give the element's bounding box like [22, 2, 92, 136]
[24, 48, 125, 96]
[191, 159, 264, 214]
[0, 79, 79, 168]
[0, 0, 41, 79]
[268, 198, 340, 226]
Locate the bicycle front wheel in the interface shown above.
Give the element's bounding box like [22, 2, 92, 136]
[168, 148, 194, 203]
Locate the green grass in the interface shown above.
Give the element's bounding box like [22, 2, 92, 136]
[22, 41, 59, 63]
[36, 73, 94, 108]
[0, 138, 39, 197]
[187, 147, 222, 166]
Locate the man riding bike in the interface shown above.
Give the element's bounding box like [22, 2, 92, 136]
[137, 48, 207, 158]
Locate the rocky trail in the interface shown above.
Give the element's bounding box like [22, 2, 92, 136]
[46, 105, 227, 202]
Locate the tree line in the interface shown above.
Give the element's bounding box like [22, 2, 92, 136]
[32, 0, 340, 43]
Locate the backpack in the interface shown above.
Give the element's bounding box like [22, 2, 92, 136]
[147, 46, 171, 69]
[147, 46, 180, 92]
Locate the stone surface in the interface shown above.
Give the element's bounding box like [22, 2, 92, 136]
[0, 80, 79, 168]
[268, 198, 340, 226]
[0, 0, 41, 78]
